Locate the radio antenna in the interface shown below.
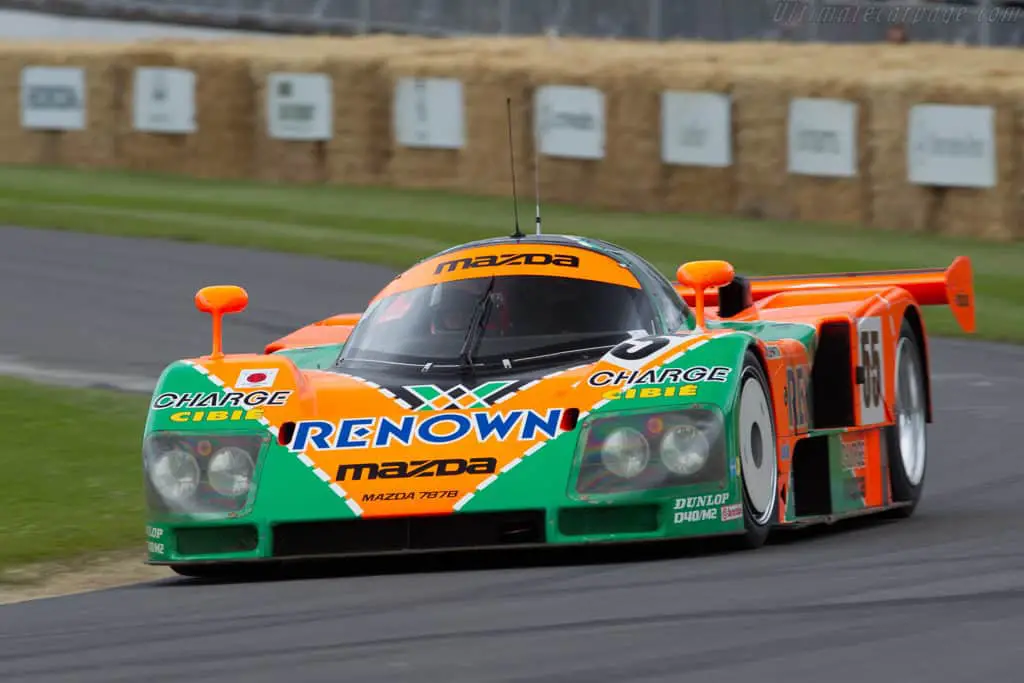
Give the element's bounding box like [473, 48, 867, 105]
[507, 97, 524, 239]
[533, 102, 543, 235]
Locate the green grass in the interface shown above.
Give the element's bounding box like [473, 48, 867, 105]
[0, 164, 1022, 342]
[0, 377, 149, 572]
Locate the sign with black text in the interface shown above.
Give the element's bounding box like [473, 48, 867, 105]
[267, 73, 332, 141]
[21, 66, 85, 130]
[661, 91, 732, 167]
[394, 77, 465, 149]
[907, 104, 996, 188]
[787, 97, 858, 177]
[535, 85, 605, 160]
[133, 67, 196, 134]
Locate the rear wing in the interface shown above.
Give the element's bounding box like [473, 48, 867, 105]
[674, 256, 975, 333]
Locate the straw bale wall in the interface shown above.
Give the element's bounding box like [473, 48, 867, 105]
[4, 35, 1024, 241]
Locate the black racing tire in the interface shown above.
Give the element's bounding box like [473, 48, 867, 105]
[883, 319, 929, 518]
[732, 349, 780, 549]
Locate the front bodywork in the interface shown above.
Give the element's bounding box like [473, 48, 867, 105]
[144, 329, 768, 564]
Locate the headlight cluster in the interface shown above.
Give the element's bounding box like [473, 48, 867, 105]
[575, 408, 725, 495]
[143, 433, 268, 514]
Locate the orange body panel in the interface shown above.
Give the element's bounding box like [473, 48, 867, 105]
[264, 313, 362, 353]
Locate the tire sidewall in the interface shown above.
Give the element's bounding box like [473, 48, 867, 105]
[735, 349, 779, 548]
[886, 320, 928, 510]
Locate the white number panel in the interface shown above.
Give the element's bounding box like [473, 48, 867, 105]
[603, 334, 695, 372]
[856, 316, 886, 425]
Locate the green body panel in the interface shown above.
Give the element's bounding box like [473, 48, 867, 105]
[142, 318, 829, 565]
[272, 343, 345, 370]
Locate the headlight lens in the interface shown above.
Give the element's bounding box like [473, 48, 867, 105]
[575, 407, 725, 495]
[143, 434, 267, 514]
[150, 449, 201, 503]
[600, 427, 650, 478]
[659, 424, 710, 475]
[208, 447, 256, 497]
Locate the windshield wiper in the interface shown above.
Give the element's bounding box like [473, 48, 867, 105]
[458, 276, 497, 373]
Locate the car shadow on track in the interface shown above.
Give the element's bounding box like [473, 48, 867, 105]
[157, 512, 903, 588]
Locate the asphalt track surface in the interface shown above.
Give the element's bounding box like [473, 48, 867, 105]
[3, 225, 1024, 683]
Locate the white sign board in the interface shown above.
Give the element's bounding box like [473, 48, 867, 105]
[132, 67, 196, 134]
[907, 104, 996, 189]
[21, 66, 85, 130]
[394, 77, 465, 149]
[535, 85, 605, 160]
[787, 98, 858, 177]
[267, 73, 332, 141]
[661, 91, 732, 167]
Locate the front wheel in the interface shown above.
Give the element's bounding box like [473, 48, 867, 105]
[733, 349, 779, 549]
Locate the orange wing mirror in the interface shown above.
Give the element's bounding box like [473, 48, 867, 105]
[194, 285, 249, 359]
[677, 260, 735, 329]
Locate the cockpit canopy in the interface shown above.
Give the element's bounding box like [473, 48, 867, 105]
[336, 242, 665, 374]
[337, 274, 656, 372]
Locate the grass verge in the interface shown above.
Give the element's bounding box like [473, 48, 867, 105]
[0, 377, 149, 574]
[0, 165, 1020, 342]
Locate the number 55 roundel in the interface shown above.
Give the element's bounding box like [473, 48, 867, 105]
[857, 316, 885, 425]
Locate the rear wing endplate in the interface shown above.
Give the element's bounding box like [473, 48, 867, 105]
[675, 256, 975, 333]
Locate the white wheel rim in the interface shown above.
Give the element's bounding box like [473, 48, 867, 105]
[738, 375, 777, 524]
[895, 337, 927, 486]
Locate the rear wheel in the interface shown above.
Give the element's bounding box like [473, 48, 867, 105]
[884, 319, 928, 518]
[734, 350, 779, 549]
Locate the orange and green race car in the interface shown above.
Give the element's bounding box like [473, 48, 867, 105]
[141, 233, 975, 578]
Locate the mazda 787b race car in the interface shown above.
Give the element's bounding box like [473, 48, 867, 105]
[141, 234, 975, 577]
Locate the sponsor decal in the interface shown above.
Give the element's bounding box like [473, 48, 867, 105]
[361, 489, 458, 502]
[784, 362, 810, 431]
[151, 390, 291, 410]
[290, 408, 564, 451]
[336, 457, 497, 482]
[146, 525, 166, 555]
[781, 444, 791, 462]
[404, 380, 516, 411]
[721, 503, 743, 521]
[841, 436, 865, 470]
[433, 252, 580, 274]
[236, 368, 278, 388]
[673, 493, 729, 523]
[587, 366, 731, 388]
[169, 408, 264, 423]
[602, 384, 698, 401]
[764, 344, 782, 360]
[843, 476, 866, 502]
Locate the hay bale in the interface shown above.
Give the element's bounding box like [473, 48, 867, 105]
[318, 35, 444, 187]
[638, 62, 737, 216]
[167, 41, 268, 180]
[780, 74, 871, 226]
[0, 42, 128, 170]
[381, 39, 539, 195]
[250, 49, 334, 185]
[383, 54, 471, 192]
[731, 65, 792, 221]
[866, 69, 1023, 241]
[112, 43, 190, 175]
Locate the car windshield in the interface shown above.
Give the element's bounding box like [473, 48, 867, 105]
[336, 274, 656, 372]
